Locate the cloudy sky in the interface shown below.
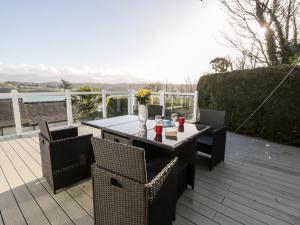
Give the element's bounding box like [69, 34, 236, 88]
[0, 0, 229, 83]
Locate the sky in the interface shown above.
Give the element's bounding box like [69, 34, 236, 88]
[0, 0, 229, 84]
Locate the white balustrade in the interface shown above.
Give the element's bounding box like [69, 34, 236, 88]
[159, 90, 165, 117]
[66, 89, 73, 126]
[127, 89, 135, 115]
[0, 89, 198, 136]
[193, 91, 199, 122]
[11, 90, 22, 136]
[102, 90, 107, 119]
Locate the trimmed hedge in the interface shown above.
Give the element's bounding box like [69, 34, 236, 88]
[197, 65, 300, 146]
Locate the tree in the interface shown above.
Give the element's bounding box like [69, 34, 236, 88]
[210, 57, 233, 72]
[183, 75, 198, 92]
[221, 0, 300, 67]
[144, 82, 164, 92]
[60, 79, 72, 90]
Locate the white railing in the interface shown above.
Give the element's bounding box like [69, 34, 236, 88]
[0, 89, 198, 136]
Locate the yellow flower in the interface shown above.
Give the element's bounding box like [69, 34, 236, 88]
[137, 89, 151, 97]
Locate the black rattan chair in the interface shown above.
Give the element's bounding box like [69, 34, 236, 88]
[196, 109, 227, 171]
[91, 137, 178, 225]
[38, 120, 94, 194]
[147, 104, 163, 119]
[102, 130, 131, 144]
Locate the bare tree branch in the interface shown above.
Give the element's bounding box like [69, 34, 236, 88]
[220, 0, 299, 68]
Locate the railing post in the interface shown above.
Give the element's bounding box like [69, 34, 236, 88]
[102, 90, 107, 118]
[131, 89, 135, 114]
[11, 90, 22, 136]
[159, 90, 165, 117]
[193, 91, 199, 122]
[66, 89, 73, 126]
[128, 89, 132, 115]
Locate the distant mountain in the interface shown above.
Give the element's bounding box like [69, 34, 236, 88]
[0, 80, 187, 93]
[0, 73, 99, 83]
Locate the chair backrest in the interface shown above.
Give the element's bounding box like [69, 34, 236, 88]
[91, 137, 147, 183]
[147, 104, 163, 119]
[38, 119, 52, 141]
[199, 109, 225, 130]
[92, 164, 147, 225]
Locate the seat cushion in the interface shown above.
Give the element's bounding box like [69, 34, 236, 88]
[197, 135, 213, 146]
[197, 135, 213, 155]
[147, 171, 157, 182]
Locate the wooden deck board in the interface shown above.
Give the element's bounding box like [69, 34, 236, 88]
[5, 135, 94, 225]
[0, 144, 51, 225]
[0, 129, 299, 225]
[2, 137, 74, 225]
[0, 166, 27, 225]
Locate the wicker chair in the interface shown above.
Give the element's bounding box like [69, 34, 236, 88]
[196, 109, 227, 171]
[38, 120, 94, 194]
[91, 137, 178, 225]
[102, 130, 131, 144]
[147, 104, 163, 119]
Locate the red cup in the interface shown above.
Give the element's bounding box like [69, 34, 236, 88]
[154, 134, 162, 142]
[154, 124, 163, 135]
[179, 117, 185, 126]
[178, 125, 184, 132]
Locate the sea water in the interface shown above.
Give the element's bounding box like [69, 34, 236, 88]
[0, 95, 65, 102]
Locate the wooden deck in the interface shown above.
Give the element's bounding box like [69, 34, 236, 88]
[0, 126, 299, 225]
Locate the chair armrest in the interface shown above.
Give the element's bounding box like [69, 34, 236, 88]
[52, 133, 92, 145]
[50, 127, 78, 140]
[146, 157, 178, 225]
[210, 126, 227, 170]
[212, 126, 227, 147]
[212, 126, 227, 136]
[146, 157, 178, 203]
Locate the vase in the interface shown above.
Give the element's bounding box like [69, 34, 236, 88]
[139, 129, 147, 138]
[138, 104, 148, 131]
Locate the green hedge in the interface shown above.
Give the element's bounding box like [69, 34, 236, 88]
[197, 65, 300, 146]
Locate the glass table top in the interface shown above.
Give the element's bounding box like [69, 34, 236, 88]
[83, 115, 210, 148]
[133, 123, 210, 147]
[82, 115, 138, 128]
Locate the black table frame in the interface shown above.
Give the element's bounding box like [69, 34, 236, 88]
[83, 115, 210, 188]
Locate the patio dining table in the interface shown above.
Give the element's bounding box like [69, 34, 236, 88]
[83, 115, 210, 188]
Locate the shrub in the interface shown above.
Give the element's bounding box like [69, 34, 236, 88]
[197, 65, 300, 146]
[72, 86, 102, 121]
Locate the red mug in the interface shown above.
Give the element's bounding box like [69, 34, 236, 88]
[154, 124, 163, 135]
[178, 125, 184, 132]
[154, 134, 162, 142]
[179, 117, 185, 126]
